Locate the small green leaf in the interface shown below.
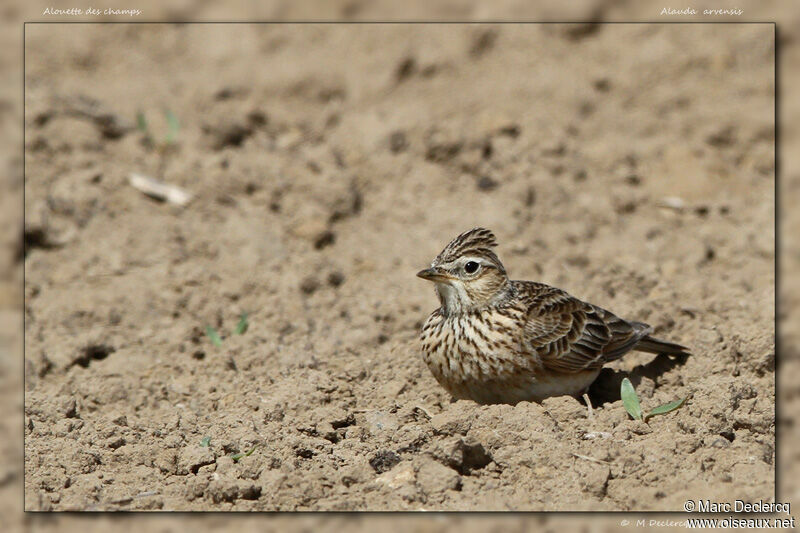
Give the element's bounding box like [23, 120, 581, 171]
[231, 445, 258, 463]
[165, 109, 180, 144]
[200, 436, 211, 447]
[645, 398, 687, 421]
[234, 312, 249, 335]
[621, 378, 643, 421]
[136, 110, 154, 145]
[205, 326, 223, 347]
[136, 110, 148, 132]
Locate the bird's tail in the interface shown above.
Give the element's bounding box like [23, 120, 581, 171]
[634, 335, 691, 357]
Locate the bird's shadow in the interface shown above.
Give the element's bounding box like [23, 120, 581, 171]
[586, 352, 691, 408]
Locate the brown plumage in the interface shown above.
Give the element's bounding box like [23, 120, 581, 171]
[417, 228, 690, 404]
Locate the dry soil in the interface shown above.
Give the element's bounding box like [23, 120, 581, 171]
[23, 23, 775, 511]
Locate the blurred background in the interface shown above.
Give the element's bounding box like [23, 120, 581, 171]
[3, 0, 797, 531]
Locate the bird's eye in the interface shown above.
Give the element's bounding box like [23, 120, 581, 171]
[464, 261, 480, 274]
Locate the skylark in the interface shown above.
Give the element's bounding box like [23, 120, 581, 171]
[418, 228, 690, 404]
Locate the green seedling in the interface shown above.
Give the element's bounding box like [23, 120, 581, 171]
[136, 110, 153, 145]
[136, 109, 180, 149]
[205, 326, 223, 348]
[231, 445, 258, 463]
[620, 378, 643, 421]
[204, 312, 250, 347]
[200, 436, 211, 447]
[165, 109, 180, 145]
[234, 312, 249, 335]
[620, 377, 686, 422]
[646, 398, 687, 419]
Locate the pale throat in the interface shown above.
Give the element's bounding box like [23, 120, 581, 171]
[434, 279, 510, 316]
[435, 282, 469, 315]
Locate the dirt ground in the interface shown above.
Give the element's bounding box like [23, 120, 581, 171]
[22, 23, 775, 511]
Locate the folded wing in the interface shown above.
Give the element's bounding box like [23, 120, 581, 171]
[520, 283, 652, 373]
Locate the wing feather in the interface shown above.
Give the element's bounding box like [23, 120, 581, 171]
[518, 282, 650, 373]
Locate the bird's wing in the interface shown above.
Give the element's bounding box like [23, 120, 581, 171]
[519, 282, 650, 373]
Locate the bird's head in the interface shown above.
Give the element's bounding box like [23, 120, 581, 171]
[417, 227, 510, 315]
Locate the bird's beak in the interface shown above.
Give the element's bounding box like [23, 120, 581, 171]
[417, 267, 450, 282]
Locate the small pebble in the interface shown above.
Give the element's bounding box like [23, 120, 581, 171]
[476, 176, 498, 191]
[300, 277, 319, 295]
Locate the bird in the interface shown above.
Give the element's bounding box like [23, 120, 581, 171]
[417, 227, 690, 405]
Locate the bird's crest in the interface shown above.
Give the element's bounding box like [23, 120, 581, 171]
[435, 227, 500, 264]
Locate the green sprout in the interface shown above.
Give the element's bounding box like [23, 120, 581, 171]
[204, 313, 250, 347]
[234, 312, 249, 335]
[165, 109, 180, 145]
[136, 110, 153, 145]
[200, 436, 211, 447]
[231, 445, 258, 463]
[620, 377, 686, 422]
[136, 109, 180, 148]
[205, 326, 223, 348]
